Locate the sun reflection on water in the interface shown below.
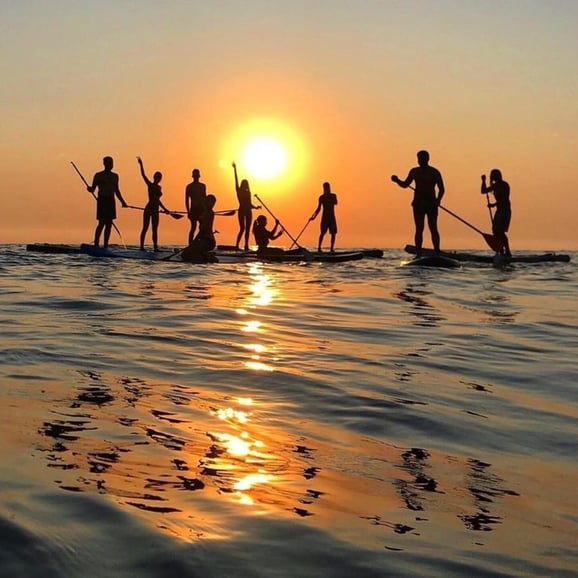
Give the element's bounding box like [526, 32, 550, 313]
[208, 397, 279, 506]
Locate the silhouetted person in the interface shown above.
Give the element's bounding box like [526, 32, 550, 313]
[252, 215, 283, 253]
[310, 182, 338, 252]
[185, 168, 207, 245]
[232, 162, 260, 250]
[481, 169, 511, 257]
[88, 156, 127, 248]
[392, 150, 445, 256]
[137, 157, 170, 251]
[181, 194, 217, 263]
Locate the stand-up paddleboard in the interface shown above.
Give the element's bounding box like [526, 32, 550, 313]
[80, 244, 177, 261]
[404, 244, 571, 264]
[26, 243, 83, 254]
[403, 255, 460, 268]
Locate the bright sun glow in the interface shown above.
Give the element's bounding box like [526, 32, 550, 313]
[222, 118, 308, 194]
[243, 138, 287, 180]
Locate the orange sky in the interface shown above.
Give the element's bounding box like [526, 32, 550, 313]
[1, 2, 577, 250]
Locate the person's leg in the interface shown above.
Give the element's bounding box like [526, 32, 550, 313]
[330, 233, 336, 252]
[188, 217, 197, 246]
[427, 210, 440, 253]
[140, 212, 150, 250]
[243, 214, 251, 250]
[413, 209, 425, 256]
[503, 234, 511, 256]
[103, 223, 112, 248]
[151, 212, 159, 250]
[235, 213, 244, 249]
[94, 221, 104, 246]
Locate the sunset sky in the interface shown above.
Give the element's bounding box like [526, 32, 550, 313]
[1, 1, 577, 250]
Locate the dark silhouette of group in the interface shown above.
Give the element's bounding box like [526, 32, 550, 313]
[86, 149, 511, 256]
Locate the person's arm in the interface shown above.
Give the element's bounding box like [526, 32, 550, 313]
[137, 157, 151, 186]
[185, 185, 190, 214]
[271, 222, 283, 240]
[232, 162, 239, 191]
[391, 169, 415, 188]
[159, 199, 170, 214]
[436, 170, 445, 205]
[480, 175, 495, 207]
[87, 173, 97, 193]
[311, 197, 322, 219]
[114, 175, 128, 208]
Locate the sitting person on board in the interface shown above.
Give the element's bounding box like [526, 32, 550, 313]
[391, 150, 445, 256]
[252, 215, 283, 254]
[481, 169, 512, 257]
[185, 168, 207, 246]
[310, 181, 338, 252]
[88, 156, 128, 248]
[232, 162, 261, 251]
[181, 194, 217, 262]
[137, 157, 171, 252]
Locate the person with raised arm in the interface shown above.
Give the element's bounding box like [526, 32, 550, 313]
[136, 157, 170, 252]
[88, 156, 128, 248]
[481, 169, 512, 257]
[310, 182, 338, 252]
[185, 168, 207, 246]
[391, 150, 445, 256]
[232, 162, 260, 251]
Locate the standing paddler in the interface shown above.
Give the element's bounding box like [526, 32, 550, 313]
[481, 169, 512, 257]
[88, 156, 128, 248]
[391, 150, 445, 256]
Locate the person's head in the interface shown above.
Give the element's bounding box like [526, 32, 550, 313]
[240, 178, 250, 192]
[489, 169, 502, 183]
[153, 171, 162, 183]
[417, 150, 429, 167]
[192, 168, 200, 180]
[255, 215, 266, 226]
[322, 182, 331, 194]
[206, 194, 216, 209]
[103, 156, 114, 170]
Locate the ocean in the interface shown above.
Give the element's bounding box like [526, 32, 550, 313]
[0, 244, 576, 578]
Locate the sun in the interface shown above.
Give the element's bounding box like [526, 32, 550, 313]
[242, 137, 287, 180]
[221, 118, 309, 195]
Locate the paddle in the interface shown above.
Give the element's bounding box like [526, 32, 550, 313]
[127, 205, 184, 220]
[481, 175, 494, 228]
[439, 205, 504, 253]
[254, 194, 312, 259]
[70, 161, 125, 244]
[398, 182, 503, 253]
[172, 209, 237, 217]
[289, 211, 316, 250]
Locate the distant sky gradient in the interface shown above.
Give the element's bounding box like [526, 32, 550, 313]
[1, 0, 577, 249]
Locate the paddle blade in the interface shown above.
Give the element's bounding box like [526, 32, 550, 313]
[169, 212, 184, 220]
[484, 233, 504, 253]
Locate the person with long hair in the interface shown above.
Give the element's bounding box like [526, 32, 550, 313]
[137, 157, 170, 251]
[481, 169, 512, 257]
[252, 214, 283, 253]
[232, 162, 260, 250]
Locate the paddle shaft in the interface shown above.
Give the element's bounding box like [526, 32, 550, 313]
[290, 213, 316, 249]
[402, 184, 502, 252]
[254, 194, 302, 248]
[439, 205, 485, 235]
[127, 205, 183, 219]
[70, 161, 124, 242]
